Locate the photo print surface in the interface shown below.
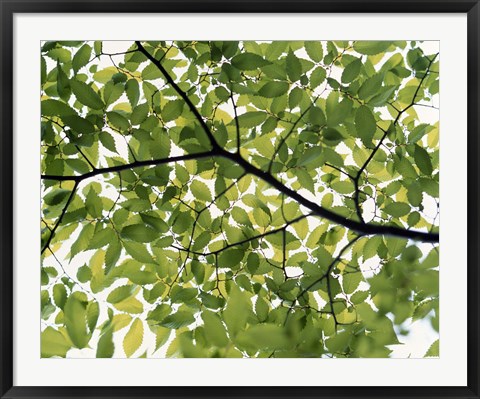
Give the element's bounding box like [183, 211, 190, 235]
[40, 40, 439, 358]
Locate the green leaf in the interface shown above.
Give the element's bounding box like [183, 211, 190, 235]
[215, 86, 230, 102]
[41, 327, 71, 358]
[105, 239, 122, 274]
[64, 295, 90, 348]
[255, 296, 269, 322]
[305, 41, 323, 62]
[85, 187, 103, 218]
[286, 50, 302, 82]
[341, 58, 362, 83]
[96, 328, 114, 358]
[62, 114, 96, 134]
[107, 111, 130, 131]
[351, 291, 369, 305]
[295, 168, 315, 193]
[408, 211, 421, 227]
[99, 131, 117, 153]
[160, 311, 195, 329]
[70, 79, 104, 110]
[56, 64, 71, 101]
[72, 44, 92, 74]
[407, 183, 423, 207]
[358, 74, 383, 100]
[363, 235, 382, 260]
[86, 301, 100, 332]
[310, 67, 326, 88]
[202, 310, 229, 347]
[424, 339, 439, 357]
[47, 47, 71, 63]
[131, 103, 149, 125]
[53, 284, 68, 309]
[114, 297, 144, 314]
[125, 79, 140, 107]
[297, 146, 323, 167]
[368, 86, 397, 107]
[309, 106, 326, 126]
[107, 285, 136, 304]
[322, 127, 343, 143]
[218, 248, 244, 269]
[343, 272, 363, 295]
[65, 159, 90, 174]
[258, 81, 289, 98]
[326, 92, 352, 127]
[355, 105, 377, 143]
[237, 324, 289, 351]
[141, 62, 163, 80]
[44, 189, 70, 206]
[140, 213, 168, 232]
[190, 180, 212, 202]
[103, 82, 124, 106]
[41, 56, 47, 85]
[70, 224, 95, 260]
[231, 52, 271, 70]
[353, 41, 392, 55]
[121, 224, 158, 243]
[253, 208, 271, 227]
[123, 318, 144, 357]
[237, 111, 267, 128]
[147, 304, 172, 323]
[162, 100, 184, 122]
[77, 265, 92, 283]
[414, 145, 433, 175]
[41, 99, 76, 117]
[93, 67, 117, 83]
[223, 286, 251, 337]
[408, 124, 433, 143]
[383, 202, 411, 217]
[395, 157, 417, 179]
[171, 288, 198, 303]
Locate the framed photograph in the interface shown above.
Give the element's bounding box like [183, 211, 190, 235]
[1, 1, 479, 398]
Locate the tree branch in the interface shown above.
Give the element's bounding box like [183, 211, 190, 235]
[41, 181, 79, 254]
[267, 96, 320, 174]
[222, 151, 438, 243]
[352, 53, 439, 227]
[42, 50, 439, 244]
[41, 151, 215, 182]
[135, 41, 221, 151]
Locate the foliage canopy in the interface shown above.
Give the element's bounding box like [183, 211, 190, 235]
[41, 40, 439, 358]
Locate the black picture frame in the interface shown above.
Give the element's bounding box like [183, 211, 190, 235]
[1, 1, 479, 398]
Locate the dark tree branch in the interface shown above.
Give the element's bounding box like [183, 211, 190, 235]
[267, 96, 320, 174]
[41, 151, 215, 182]
[229, 89, 241, 153]
[42, 49, 439, 244]
[41, 181, 79, 255]
[135, 41, 221, 151]
[172, 213, 310, 257]
[222, 151, 438, 243]
[351, 53, 439, 227]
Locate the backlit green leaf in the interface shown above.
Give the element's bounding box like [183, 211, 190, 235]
[121, 224, 158, 243]
[123, 318, 144, 357]
[41, 327, 71, 358]
[353, 41, 392, 55]
[70, 79, 105, 110]
[355, 105, 377, 143]
[231, 52, 271, 70]
[72, 44, 92, 74]
[64, 295, 90, 348]
[383, 202, 411, 217]
[258, 81, 289, 98]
